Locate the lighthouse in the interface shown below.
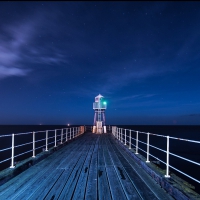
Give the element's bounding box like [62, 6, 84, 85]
[93, 94, 107, 134]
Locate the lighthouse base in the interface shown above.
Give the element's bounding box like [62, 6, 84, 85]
[93, 123, 107, 134]
[92, 126, 96, 133]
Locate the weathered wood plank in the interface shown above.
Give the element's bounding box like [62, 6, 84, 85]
[58, 136, 97, 199]
[109, 136, 172, 200]
[29, 142, 90, 200]
[105, 139, 142, 200]
[84, 136, 99, 200]
[45, 137, 96, 200]
[102, 135, 127, 200]
[11, 138, 89, 200]
[72, 137, 97, 200]
[98, 135, 112, 200]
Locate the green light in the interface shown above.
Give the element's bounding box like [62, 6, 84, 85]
[103, 101, 107, 105]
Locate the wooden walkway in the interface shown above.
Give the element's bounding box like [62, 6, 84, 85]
[0, 133, 173, 200]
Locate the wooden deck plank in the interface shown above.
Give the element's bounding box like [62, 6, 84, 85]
[29, 138, 91, 200]
[11, 137, 89, 200]
[102, 135, 127, 200]
[105, 138, 142, 200]
[17, 169, 64, 200]
[45, 136, 96, 200]
[84, 136, 99, 200]
[108, 136, 173, 200]
[68, 136, 97, 200]
[98, 135, 112, 200]
[58, 135, 97, 199]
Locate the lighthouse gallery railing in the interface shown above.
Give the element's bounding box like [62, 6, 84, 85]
[0, 126, 84, 170]
[112, 126, 200, 185]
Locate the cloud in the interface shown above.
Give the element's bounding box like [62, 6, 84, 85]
[99, 61, 171, 94]
[0, 10, 68, 80]
[0, 65, 30, 78]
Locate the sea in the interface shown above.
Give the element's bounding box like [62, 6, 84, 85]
[0, 125, 199, 193]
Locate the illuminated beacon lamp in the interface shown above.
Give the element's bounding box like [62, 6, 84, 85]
[93, 94, 107, 134]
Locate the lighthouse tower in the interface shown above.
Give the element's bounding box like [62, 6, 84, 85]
[93, 94, 107, 134]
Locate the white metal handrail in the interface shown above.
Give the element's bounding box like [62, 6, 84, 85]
[14, 141, 33, 148]
[15, 132, 33, 136]
[0, 134, 11, 138]
[0, 147, 12, 152]
[0, 126, 85, 170]
[112, 126, 200, 184]
[0, 158, 11, 164]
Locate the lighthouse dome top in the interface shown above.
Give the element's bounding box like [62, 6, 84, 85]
[95, 94, 104, 102]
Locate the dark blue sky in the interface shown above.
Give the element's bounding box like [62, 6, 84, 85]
[0, 2, 200, 125]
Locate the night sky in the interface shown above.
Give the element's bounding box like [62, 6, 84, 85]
[0, 2, 200, 125]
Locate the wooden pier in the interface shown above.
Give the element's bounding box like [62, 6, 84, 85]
[0, 132, 174, 200]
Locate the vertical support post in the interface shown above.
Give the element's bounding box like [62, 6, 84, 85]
[146, 132, 150, 163]
[129, 130, 131, 149]
[45, 130, 48, 151]
[66, 128, 68, 141]
[70, 128, 72, 140]
[61, 129, 63, 144]
[165, 136, 170, 177]
[121, 128, 123, 142]
[10, 134, 15, 168]
[124, 129, 126, 145]
[120, 128, 122, 142]
[117, 128, 119, 140]
[32, 132, 35, 158]
[54, 130, 57, 147]
[135, 131, 138, 154]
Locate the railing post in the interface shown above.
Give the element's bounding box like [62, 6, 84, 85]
[61, 129, 63, 144]
[117, 128, 119, 140]
[45, 130, 48, 151]
[70, 128, 72, 140]
[10, 134, 15, 168]
[129, 130, 131, 149]
[124, 129, 126, 145]
[146, 132, 150, 163]
[135, 131, 138, 154]
[121, 128, 123, 142]
[54, 130, 57, 147]
[32, 132, 35, 158]
[165, 136, 170, 178]
[66, 128, 68, 141]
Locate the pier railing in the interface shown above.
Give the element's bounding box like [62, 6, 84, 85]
[0, 126, 85, 170]
[112, 126, 200, 186]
